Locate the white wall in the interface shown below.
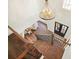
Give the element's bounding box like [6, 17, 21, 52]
[62, 46, 71, 59]
[8, 0, 71, 59]
[8, 0, 41, 34]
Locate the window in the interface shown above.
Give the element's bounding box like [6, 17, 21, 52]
[63, 0, 71, 10]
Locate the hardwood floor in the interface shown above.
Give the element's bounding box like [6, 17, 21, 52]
[33, 40, 64, 59]
[8, 33, 65, 59]
[24, 33, 65, 59]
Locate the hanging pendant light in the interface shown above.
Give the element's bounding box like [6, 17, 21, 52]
[39, 0, 55, 20]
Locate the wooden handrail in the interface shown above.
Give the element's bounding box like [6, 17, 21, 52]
[8, 25, 31, 44]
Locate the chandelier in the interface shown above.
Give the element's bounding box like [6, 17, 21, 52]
[39, 0, 55, 20]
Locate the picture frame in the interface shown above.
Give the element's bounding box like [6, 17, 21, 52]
[54, 21, 69, 37]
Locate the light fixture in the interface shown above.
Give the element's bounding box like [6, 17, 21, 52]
[39, 0, 55, 20]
